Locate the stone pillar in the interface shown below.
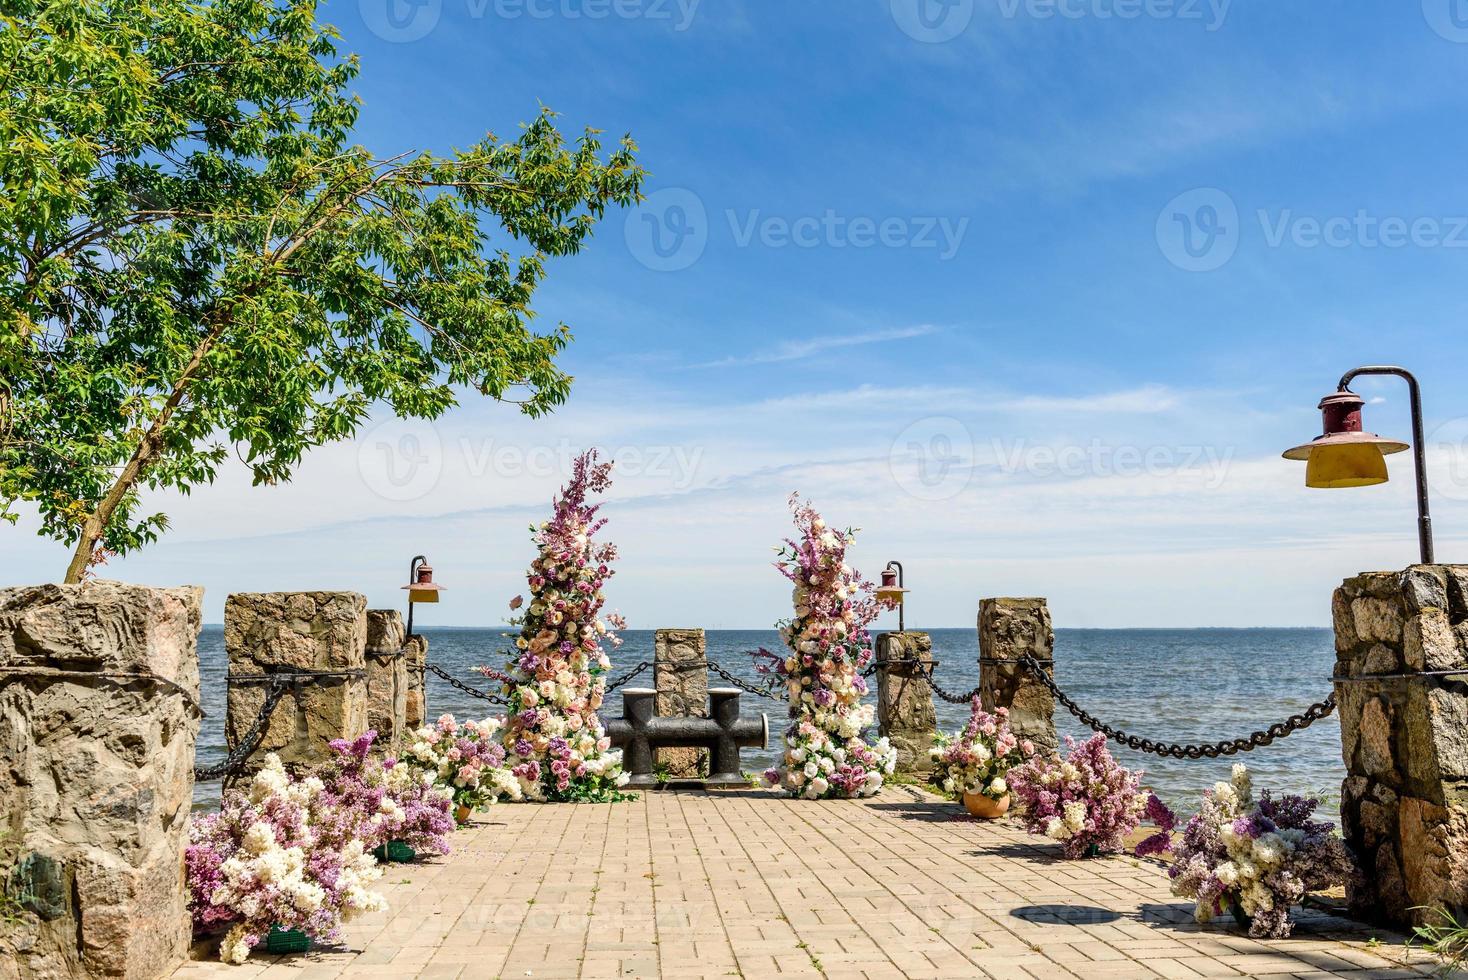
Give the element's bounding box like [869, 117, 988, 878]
[0, 581, 202, 979]
[978, 598, 1057, 757]
[1333, 565, 1468, 929]
[365, 610, 407, 755]
[654, 629, 707, 777]
[403, 634, 428, 730]
[875, 631, 936, 774]
[223, 591, 368, 771]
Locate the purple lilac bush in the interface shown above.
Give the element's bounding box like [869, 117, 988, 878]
[1009, 733, 1147, 859]
[317, 731, 454, 856]
[1165, 763, 1354, 938]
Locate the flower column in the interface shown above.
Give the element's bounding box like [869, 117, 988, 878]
[481, 451, 630, 802]
[759, 495, 896, 798]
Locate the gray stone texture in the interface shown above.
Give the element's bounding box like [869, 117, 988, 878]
[0, 581, 202, 980]
[1334, 565, 1468, 928]
[978, 598, 1058, 758]
[223, 591, 368, 772]
[365, 610, 408, 756]
[654, 629, 707, 777]
[874, 631, 937, 774]
[403, 634, 428, 730]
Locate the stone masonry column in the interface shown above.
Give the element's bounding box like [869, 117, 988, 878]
[1333, 565, 1468, 929]
[224, 591, 368, 772]
[0, 581, 202, 980]
[654, 629, 707, 778]
[978, 598, 1057, 757]
[404, 633, 428, 730]
[875, 631, 936, 775]
[365, 609, 408, 756]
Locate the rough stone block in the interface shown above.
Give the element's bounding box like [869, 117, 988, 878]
[654, 629, 707, 777]
[978, 598, 1057, 758]
[365, 610, 408, 755]
[224, 591, 368, 771]
[0, 580, 202, 979]
[403, 634, 428, 730]
[875, 632, 936, 774]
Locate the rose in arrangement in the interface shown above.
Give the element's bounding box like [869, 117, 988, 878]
[1163, 763, 1354, 938]
[185, 754, 387, 964]
[1009, 733, 1146, 859]
[478, 450, 630, 803]
[929, 699, 1033, 800]
[402, 714, 523, 811]
[756, 494, 896, 799]
[317, 730, 454, 857]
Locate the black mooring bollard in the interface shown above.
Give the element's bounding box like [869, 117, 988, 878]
[605, 687, 767, 788]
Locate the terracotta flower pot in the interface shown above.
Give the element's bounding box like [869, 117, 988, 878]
[962, 792, 1011, 818]
[454, 804, 472, 826]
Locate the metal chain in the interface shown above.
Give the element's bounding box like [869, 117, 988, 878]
[1018, 653, 1337, 759]
[707, 660, 787, 701]
[603, 661, 651, 693]
[426, 663, 507, 704]
[902, 661, 982, 705]
[194, 679, 289, 781]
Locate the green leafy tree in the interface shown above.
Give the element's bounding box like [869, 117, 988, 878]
[0, 0, 644, 582]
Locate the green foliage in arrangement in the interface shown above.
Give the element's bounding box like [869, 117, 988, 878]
[0, 0, 645, 581]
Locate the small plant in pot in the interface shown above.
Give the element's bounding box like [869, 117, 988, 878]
[929, 699, 1033, 818]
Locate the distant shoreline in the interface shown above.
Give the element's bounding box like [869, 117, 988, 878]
[196, 623, 1334, 632]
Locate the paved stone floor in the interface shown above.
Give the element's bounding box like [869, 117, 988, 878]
[173, 786, 1455, 980]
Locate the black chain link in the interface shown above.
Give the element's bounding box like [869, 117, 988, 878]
[603, 661, 651, 693]
[708, 659, 787, 701]
[426, 663, 507, 704]
[1018, 652, 1337, 759]
[194, 679, 289, 781]
[898, 660, 981, 705]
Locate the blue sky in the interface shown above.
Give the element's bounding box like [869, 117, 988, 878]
[9, 0, 1468, 627]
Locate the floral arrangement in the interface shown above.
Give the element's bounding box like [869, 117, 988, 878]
[1009, 733, 1146, 859]
[185, 754, 387, 964]
[402, 714, 523, 811]
[478, 450, 630, 802]
[929, 699, 1033, 800]
[1163, 763, 1354, 938]
[316, 730, 454, 856]
[756, 494, 896, 799]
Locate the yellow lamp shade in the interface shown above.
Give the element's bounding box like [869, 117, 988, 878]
[1304, 442, 1389, 488]
[408, 587, 441, 603]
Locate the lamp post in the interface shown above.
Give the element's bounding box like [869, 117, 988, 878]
[401, 555, 445, 636]
[1283, 365, 1434, 564]
[874, 561, 909, 633]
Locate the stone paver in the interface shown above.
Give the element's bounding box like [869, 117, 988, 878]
[172, 787, 1454, 980]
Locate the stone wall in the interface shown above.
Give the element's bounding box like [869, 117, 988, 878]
[365, 610, 407, 755]
[654, 629, 707, 778]
[874, 632, 936, 774]
[0, 581, 202, 980]
[978, 598, 1057, 758]
[404, 634, 428, 730]
[223, 592, 368, 772]
[1334, 565, 1468, 929]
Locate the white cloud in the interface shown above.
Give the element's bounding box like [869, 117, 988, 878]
[693, 325, 939, 368]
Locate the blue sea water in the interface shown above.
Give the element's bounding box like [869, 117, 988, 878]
[194, 626, 1343, 819]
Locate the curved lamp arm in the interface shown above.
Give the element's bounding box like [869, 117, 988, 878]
[1337, 366, 1434, 564]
